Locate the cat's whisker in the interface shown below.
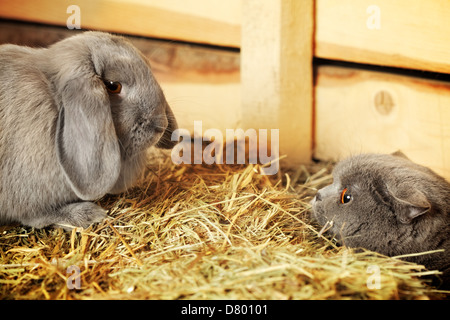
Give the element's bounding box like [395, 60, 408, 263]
[318, 220, 334, 237]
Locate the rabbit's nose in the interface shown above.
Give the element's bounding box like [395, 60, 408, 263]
[153, 124, 166, 133]
[152, 116, 168, 134]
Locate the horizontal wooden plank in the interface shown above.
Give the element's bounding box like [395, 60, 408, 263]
[314, 65, 450, 180]
[0, 0, 241, 47]
[4, 0, 450, 77]
[316, 0, 450, 74]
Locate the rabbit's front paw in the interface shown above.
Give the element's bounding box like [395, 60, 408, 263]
[55, 202, 108, 230]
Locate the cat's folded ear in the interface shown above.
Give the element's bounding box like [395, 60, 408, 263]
[391, 150, 409, 159]
[389, 186, 431, 224]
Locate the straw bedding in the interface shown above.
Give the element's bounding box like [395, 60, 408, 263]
[0, 149, 448, 300]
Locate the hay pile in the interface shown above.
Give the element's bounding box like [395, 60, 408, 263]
[0, 150, 448, 300]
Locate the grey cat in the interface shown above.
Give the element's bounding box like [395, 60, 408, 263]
[0, 32, 177, 230]
[311, 152, 450, 287]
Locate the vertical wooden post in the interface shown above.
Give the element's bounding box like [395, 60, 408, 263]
[241, 0, 314, 167]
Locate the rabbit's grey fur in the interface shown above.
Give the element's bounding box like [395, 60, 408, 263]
[311, 153, 450, 287]
[0, 32, 177, 230]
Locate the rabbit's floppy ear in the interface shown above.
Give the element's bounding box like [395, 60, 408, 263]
[56, 75, 121, 200]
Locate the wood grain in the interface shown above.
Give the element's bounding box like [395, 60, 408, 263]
[0, 0, 241, 47]
[315, 65, 450, 179]
[316, 0, 450, 74]
[241, 0, 314, 166]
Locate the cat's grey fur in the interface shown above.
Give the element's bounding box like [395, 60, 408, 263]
[311, 153, 450, 287]
[0, 32, 177, 230]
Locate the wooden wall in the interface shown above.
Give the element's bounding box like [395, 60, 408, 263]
[241, 0, 314, 166]
[315, 65, 450, 179]
[2, 0, 450, 178]
[0, 0, 241, 47]
[314, 0, 450, 179]
[315, 0, 450, 74]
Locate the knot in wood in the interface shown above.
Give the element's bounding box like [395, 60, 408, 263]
[374, 90, 395, 116]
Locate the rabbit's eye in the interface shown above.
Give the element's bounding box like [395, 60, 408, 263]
[103, 80, 122, 94]
[340, 188, 352, 204]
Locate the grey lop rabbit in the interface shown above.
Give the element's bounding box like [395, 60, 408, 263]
[0, 32, 177, 230]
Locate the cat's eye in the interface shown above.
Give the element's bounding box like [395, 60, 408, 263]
[340, 188, 352, 204]
[103, 80, 122, 94]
